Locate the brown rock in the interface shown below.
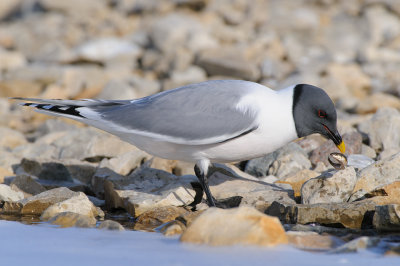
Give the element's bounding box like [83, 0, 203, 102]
[266, 200, 376, 229]
[134, 206, 190, 231]
[356, 93, 400, 114]
[98, 220, 125, 231]
[367, 181, 400, 206]
[159, 220, 186, 236]
[20, 187, 78, 215]
[287, 231, 344, 251]
[0, 167, 13, 183]
[0, 127, 27, 149]
[276, 169, 320, 198]
[180, 207, 288, 246]
[310, 132, 362, 166]
[48, 212, 97, 228]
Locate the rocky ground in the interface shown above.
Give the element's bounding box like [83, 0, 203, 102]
[1, 0, 400, 257]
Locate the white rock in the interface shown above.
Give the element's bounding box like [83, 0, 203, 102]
[0, 184, 24, 202]
[301, 167, 357, 204]
[41, 192, 99, 221]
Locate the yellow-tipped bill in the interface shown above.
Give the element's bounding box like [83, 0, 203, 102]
[336, 141, 345, 154]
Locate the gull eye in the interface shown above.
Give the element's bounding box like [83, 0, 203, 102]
[318, 110, 327, 118]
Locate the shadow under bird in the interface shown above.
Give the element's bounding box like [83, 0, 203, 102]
[13, 80, 345, 207]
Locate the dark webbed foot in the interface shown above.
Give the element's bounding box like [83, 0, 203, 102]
[190, 164, 243, 209]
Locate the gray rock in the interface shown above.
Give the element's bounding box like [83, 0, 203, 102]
[104, 167, 197, 216]
[301, 167, 357, 204]
[0, 47, 26, 72]
[347, 154, 375, 170]
[208, 164, 295, 206]
[10, 175, 46, 197]
[0, 126, 27, 149]
[373, 204, 400, 231]
[150, 14, 216, 54]
[265, 200, 376, 229]
[196, 48, 260, 81]
[98, 149, 151, 176]
[98, 220, 125, 231]
[353, 152, 400, 198]
[163, 66, 207, 91]
[13, 158, 96, 184]
[358, 107, 400, 154]
[0, 184, 24, 202]
[245, 142, 311, 178]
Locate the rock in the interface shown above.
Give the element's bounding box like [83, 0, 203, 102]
[39, 0, 107, 14]
[358, 107, 400, 154]
[207, 164, 296, 206]
[180, 207, 287, 246]
[301, 167, 357, 204]
[48, 212, 97, 228]
[265, 200, 376, 229]
[9, 175, 46, 197]
[275, 169, 320, 198]
[97, 80, 138, 100]
[19, 187, 78, 215]
[159, 220, 185, 236]
[310, 132, 362, 166]
[329, 237, 380, 253]
[325, 63, 371, 99]
[0, 167, 13, 183]
[98, 220, 125, 231]
[98, 149, 151, 176]
[385, 245, 400, 256]
[287, 231, 344, 251]
[150, 14, 217, 54]
[0, 48, 26, 71]
[355, 93, 400, 114]
[104, 167, 197, 216]
[0, 184, 24, 202]
[0, 127, 27, 149]
[88, 196, 105, 207]
[373, 204, 400, 231]
[196, 47, 260, 81]
[134, 206, 189, 231]
[361, 144, 377, 159]
[74, 38, 141, 64]
[51, 128, 134, 160]
[352, 152, 400, 198]
[13, 158, 96, 184]
[364, 181, 400, 206]
[40, 192, 99, 221]
[163, 66, 207, 91]
[347, 154, 375, 170]
[245, 142, 310, 178]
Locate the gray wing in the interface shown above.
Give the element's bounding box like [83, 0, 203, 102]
[97, 80, 260, 145]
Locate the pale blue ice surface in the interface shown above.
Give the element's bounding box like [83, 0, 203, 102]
[0, 220, 398, 266]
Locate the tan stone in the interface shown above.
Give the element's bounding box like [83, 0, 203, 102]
[326, 63, 371, 99]
[40, 192, 99, 221]
[287, 231, 344, 251]
[0, 167, 13, 183]
[134, 206, 189, 231]
[0, 127, 27, 149]
[368, 181, 400, 205]
[48, 212, 96, 228]
[356, 93, 400, 114]
[98, 220, 125, 231]
[180, 207, 288, 246]
[276, 169, 319, 198]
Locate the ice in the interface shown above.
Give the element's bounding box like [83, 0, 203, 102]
[0, 220, 398, 266]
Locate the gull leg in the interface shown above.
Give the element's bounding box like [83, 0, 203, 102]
[194, 164, 216, 207]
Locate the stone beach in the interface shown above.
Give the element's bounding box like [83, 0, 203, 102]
[1, 0, 400, 259]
